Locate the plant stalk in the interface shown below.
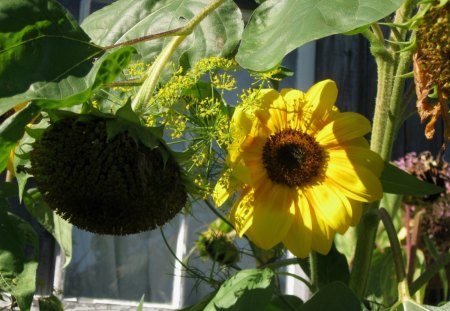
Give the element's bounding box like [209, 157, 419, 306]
[349, 0, 417, 298]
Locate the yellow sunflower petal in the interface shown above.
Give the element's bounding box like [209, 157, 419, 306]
[328, 147, 384, 177]
[326, 160, 383, 202]
[315, 112, 371, 147]
[253, 89, 282, 125]
[309, 205, 335, 255]
[245, 183, 295, 249]
[229, 188, 255, 237]
[304, 80, 338, 128]
[282, 193, 312, 258]
[280, 88, 305, 130]
[305, 185, 352, 234]
[212, 164, 251, 207]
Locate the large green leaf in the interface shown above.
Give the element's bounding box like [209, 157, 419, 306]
[299, 282, 361, 311]
[81, 0, 243, 67]
[381, 162, 444, 196]
[204, 268, 275, 311]
[265, 295, 304, 311]
[0, 0, 104, 114]
[236, 0, 404, 71]
[1, 45, 135, 115]
[24, 188, 73, 268]
[316, 245, 350, 289]
[0, 103, 41, 173]
[0, 208, 39, 311]
[38, 295, 64, 311]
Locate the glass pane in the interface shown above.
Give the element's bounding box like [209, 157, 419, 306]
[63, 216, 183, 304]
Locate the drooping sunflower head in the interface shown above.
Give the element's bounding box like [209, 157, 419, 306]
[30, 116, 187, 235]
[214, 80, 383, 258]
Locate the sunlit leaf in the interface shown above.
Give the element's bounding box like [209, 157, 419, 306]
[204, 268, 275, 311]
[236, 0, 404, 71]
[81, 0, 243, 67]
[0, 104, 41, 173]
[381, 162, 444, 195]
[0, 0, 104, 114]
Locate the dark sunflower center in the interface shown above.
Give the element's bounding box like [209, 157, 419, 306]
[262, 129, 326, 187]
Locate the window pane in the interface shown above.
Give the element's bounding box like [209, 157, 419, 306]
[63, 216, 183, 304]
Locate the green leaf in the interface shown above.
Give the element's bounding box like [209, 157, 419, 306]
[81, 0, 243, 67]
[366, 248, 397, 306]
[204, 268, 275, 311]
[236, 0, 403, 71]
[178, 291, 217, 311]
[0, 0, 104, 114]
[299, 282, 360, 311]
[0, 104, 41, 173]
[316, 245, 350, 289]
[38, 295, 64, 311]
[33, 46, 135, 111]
[23, 188, 73, 268]
[0, 212, 39, 311]
[381, 162, 444, 195]
[265, 295, 303, 311]
[136, 295, 145, 311]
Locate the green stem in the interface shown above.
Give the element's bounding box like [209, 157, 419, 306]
[381, 44, 414, 159]
[309, 251, 319, 292]
[348, 203, 380, 298]
[379, 208, 407, 285]
[275, 271, 314, 291]
[131, 0, 227, 113]
[410, 251, 450, 295]
[349, 1, 418, 299]
[260, 257, 302, 269]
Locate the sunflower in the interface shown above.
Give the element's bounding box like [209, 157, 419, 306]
[213, 80, 383, 258]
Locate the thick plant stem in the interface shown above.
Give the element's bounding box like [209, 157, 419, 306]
[131, 0, 227, 113]
[309, 251, 319, 292]
[349, 0, 417, 299]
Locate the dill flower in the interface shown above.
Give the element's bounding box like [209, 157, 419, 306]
[213, 80, 383, 258]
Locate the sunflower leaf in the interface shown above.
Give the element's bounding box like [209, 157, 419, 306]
[0, 0, 104, 114]
[204, 268, 275, 311]
[236, 0, 404, 71]
[315, 244, 350, 289]
[298, 282, 360, 311]
[81, 0, 244, 68]
[0, 209, 39, 311]
[380, 162, 444, 196]
[23, 188, 73, 268]
[0, 104, 41, 173]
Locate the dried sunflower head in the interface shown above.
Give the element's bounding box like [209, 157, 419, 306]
[30, 116, 187, 235]
[414, 1, 450, 140]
